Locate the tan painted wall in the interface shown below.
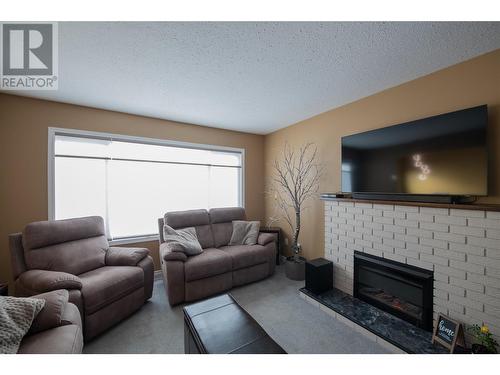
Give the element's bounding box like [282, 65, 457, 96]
[0, 94, 265, 284]
[264, 49, 500, 260]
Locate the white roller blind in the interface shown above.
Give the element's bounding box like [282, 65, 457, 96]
[52, 132, 243, 240]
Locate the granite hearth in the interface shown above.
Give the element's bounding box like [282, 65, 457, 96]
[300, 287, 448, 354]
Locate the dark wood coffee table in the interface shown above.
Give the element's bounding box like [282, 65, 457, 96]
[183, 294, 286, 354]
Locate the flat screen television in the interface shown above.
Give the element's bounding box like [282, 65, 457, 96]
[341, 105, 488, 201]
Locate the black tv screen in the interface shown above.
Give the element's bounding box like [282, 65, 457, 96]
[341, 105, 488, 196]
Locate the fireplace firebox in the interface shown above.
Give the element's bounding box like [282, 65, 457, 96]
[353, 251, 434, 331]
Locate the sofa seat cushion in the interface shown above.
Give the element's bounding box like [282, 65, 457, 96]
[220, 244, 270, 270]
[184, 248, 232, 282]
[79, 266, 143, 314]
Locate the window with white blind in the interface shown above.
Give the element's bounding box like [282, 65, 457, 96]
[48, 128, 244, 243]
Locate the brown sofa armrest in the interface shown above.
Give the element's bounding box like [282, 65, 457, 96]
[258, 232, 276, 246]
[160, 242, 188, 262]
[29, 290, 69, 334]
[106, 246, 149, 266]
[18, 270, 82, 294]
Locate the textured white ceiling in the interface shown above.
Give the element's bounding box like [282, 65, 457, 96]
[4, 22, 500, 134]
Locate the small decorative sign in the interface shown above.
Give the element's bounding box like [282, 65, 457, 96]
[432, 313, 465, 353]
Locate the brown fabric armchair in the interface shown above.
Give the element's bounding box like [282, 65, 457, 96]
[9, 216, 154, 341]
[18, 289, 83, 354]
[158, 207, 276, 305]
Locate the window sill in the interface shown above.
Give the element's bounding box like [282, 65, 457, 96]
[109, 235, 159, 246]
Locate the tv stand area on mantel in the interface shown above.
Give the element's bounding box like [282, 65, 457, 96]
[319, 195, 500, 212]
[351, 193, 478, 205]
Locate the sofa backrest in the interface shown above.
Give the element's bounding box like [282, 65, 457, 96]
[163, 209, 214, 249]
[209, 207, 246, 247]
[22, 216, 108, 275]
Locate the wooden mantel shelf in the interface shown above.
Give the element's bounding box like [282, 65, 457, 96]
[320, 196, 500, 212]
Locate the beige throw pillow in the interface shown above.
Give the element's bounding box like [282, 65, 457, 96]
[163, 225, 203, 256]
[229, 220, 260, 246]
[0, 296, 45, 354]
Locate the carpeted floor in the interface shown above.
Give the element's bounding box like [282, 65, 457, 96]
[83, 266, 390, 354]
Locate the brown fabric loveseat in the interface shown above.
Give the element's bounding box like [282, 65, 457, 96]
[17, 289, 83, 354]
[158, 207, 276, 305]
[9, 216, 154, 341]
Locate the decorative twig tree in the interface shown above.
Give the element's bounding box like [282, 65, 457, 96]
[270, 142, 322, 262]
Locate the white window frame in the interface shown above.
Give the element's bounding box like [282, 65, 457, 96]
[48, 127, 245, 245]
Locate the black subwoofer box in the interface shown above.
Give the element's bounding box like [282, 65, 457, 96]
[305, 258, 333, 294]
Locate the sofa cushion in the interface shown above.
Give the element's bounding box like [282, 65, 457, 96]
[229, 221, 260, 246]
[209, 207, 246, 247]
[211, 222, 233, 248]
[220, 244, 271, 270]
[163, 225, 203, 256]
[79, 266, 143, 314]
[184, 248, 232, 282]
[209, 207, 246, 224]
[193, 225, 216, 249]
[23, 216, 108, 275]
[164, 209, 214, 248]
[25, 236, 108, 276]
[23, 216, 105, 249]
[0, 296, 45, 354]
[212, 223, 233, 248]
[164, 209, 210, 228]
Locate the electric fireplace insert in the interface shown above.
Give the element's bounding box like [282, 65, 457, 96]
[353, 251, 434, 331]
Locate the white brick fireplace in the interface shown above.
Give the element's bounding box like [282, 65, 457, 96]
[323, 198, 500, 341]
